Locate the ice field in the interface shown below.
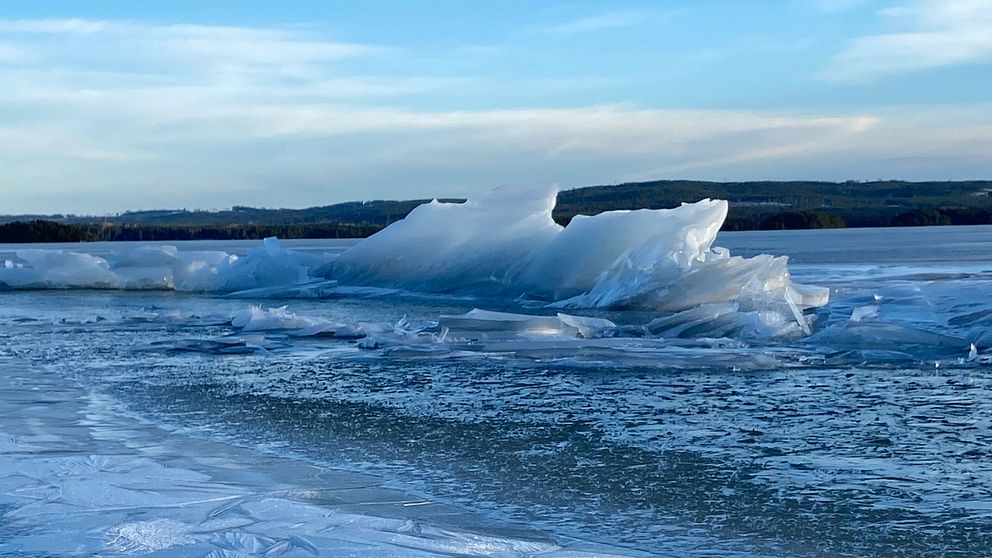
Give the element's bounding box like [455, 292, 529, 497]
[2, 188, 992, 556]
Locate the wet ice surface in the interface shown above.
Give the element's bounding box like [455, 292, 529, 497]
[1, 225, 992, 557]
[0, 361, 636, 557]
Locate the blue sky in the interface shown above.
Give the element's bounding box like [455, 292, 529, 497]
[2, 0, 991, 213]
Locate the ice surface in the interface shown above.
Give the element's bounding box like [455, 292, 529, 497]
[438, 309, 616, 338]
[145, 334, 286, 354]
[0, 237, 330, 292]
[0, 364, 636, 558]
[5, 225, 992, 557]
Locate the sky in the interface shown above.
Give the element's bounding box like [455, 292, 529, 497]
[1, 0, 991, 214]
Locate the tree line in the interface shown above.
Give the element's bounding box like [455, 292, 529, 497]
[0, 221, 387, 243]
[4, 206, 992, 243]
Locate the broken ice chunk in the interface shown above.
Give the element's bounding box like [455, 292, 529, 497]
[438, 309, 615, 339]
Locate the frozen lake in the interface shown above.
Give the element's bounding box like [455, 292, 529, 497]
[2, 223, 992, 557]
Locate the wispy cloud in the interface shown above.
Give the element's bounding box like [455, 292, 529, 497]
[534, 9, 658, 35]
[0, 17, 109, 34]
[0, 18, 380, 76]
[0, 16, 989, 213]
[532, 9, 676, 37]
[0, 43, 28, 63]
[820, 0, 992, 82]
[810, 0, 872, 13]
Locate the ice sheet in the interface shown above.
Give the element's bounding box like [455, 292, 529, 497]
[0, 237, 330, 293]
[0, 362, 639, 558]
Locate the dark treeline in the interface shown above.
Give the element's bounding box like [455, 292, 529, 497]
[0, 222, 387, 243]
[4, 206, 992, 243]
[888, 207, 992, 227]
[4, 180, 992, 242]
[552, 179, 992, 229]
[724, 211, 848, 231]
[0, 220, 93, 242]
[722, 207, 992, 231]
[82, 222, 387, 241]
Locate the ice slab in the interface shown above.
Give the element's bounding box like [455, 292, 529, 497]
[0, 237, 331, 293]
[327, 185, 826, 337]
[142, 334, 286, 354]
[438, 308, 616, 339]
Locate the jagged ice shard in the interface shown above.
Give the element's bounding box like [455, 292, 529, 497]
[326, 185, 828, 336]
[0, 237, 324, 292]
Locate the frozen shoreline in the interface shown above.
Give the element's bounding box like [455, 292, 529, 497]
[0, 360, 637, 557]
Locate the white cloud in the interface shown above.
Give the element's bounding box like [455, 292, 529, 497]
[0, 43, 28, 63]
[536, 10, 653, 35]
[0, 18, 109, 34]
[4, 94, 990, 214]
[821, 0, 992, 82]
[810, 0, 871, 13]
[0, 18, 379, 77]
[0, 17, 989, 213]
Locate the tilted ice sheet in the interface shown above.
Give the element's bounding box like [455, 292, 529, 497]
[0, 237, 331, 292]
[325, 186, 563, 294]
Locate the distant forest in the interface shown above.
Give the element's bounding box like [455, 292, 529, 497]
[3, 180, 992, 243]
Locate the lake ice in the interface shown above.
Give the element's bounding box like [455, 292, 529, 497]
[2, 187, 992, 556]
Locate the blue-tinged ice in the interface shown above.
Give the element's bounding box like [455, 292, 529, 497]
[329, 185, 827, 335]
[0, 237, 328, 292]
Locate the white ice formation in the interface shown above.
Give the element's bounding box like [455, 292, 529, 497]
[327, 185, 827, 335]
[231, 304, 363, 338]
[0, 185, 828, 338]
[0, 237, 325, 292]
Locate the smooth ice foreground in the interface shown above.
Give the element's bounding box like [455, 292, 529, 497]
[0, 185, 827, 339]
[0, 362, 635, 558]
[5, 224, 992, 556]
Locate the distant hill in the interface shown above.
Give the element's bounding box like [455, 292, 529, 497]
[0, 198, 464, 227]
[553, 179, 992, 229]
[3, 180, 992, 242]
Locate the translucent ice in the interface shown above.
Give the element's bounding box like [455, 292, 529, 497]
[329, 185, 827, 336]
[0, 237, 330, 292]
[231, 305, 363, 338]
[326, 186, 562, 294]
[232, 305, 325, 331]
[437, 309, 616, 339]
